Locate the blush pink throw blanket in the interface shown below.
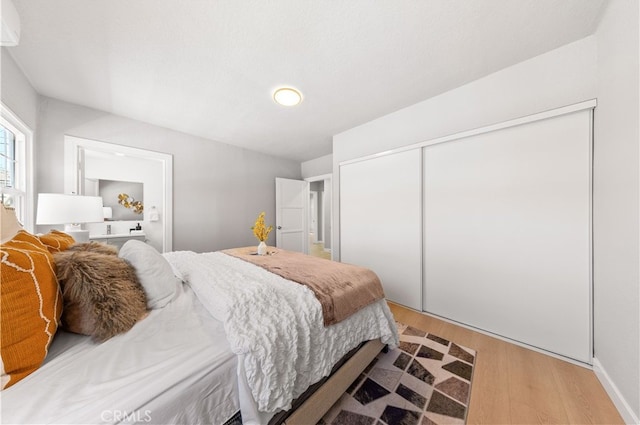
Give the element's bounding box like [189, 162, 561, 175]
[222, 247, 385, 326]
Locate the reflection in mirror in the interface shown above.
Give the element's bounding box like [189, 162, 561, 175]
[64, 136, 173, 252]
[85, 179, 144, 221]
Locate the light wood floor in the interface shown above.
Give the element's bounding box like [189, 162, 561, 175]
[388, 302, 624, 425]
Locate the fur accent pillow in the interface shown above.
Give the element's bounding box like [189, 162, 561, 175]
[54, 251, 148, 342]
[67, 241, 118, 256]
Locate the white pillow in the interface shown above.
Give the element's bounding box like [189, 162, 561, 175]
[119, 240, 181, 309]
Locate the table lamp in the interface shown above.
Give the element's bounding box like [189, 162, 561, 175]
[36, 193, 104, 242]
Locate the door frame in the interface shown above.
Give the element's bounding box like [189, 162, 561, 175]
[309, 191, 319, 243]
[305, 173, 332, 260]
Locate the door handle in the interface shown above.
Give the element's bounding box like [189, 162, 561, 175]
[277, 226, 282, 230]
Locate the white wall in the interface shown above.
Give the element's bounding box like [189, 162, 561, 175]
[593, 0, 640, 421]
[301, 153, 332, 178]
[36, 97, 301, 253]
[1, 48, 37, 129]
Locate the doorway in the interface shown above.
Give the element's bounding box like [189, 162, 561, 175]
[306, 174, 332, 260]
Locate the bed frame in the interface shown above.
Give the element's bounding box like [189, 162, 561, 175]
[269, 338, 385, 425]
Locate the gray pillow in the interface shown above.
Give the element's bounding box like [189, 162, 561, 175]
[119, 240, 181, 309]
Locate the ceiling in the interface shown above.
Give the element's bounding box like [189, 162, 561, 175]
[7, 0, 607, 162]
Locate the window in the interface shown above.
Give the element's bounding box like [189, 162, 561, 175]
[0, 126, 16, 188]
[0, 104, 33, 230]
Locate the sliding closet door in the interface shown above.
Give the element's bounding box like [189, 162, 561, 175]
[341, 149, 422, 310]
[423, 109, 592, 363]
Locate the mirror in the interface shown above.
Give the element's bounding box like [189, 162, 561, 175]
[64, 136, 173, 252]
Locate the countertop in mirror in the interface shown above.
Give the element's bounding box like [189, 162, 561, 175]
[90, 233, 146, 239]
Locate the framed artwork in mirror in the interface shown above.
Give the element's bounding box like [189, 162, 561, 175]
[98, 180, 144, 221]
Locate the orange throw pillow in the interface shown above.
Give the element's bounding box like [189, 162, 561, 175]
[0, 230, 62, 390]
[38, 230, 75, 253]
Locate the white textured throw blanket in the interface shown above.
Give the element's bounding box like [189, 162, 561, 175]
[164, 251, 398, 414]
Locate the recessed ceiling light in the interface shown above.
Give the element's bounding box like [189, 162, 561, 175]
[273, 87, 302, 106]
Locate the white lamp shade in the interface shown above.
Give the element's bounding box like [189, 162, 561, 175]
[36, 194, 105, 225]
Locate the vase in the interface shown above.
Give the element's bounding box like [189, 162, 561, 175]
[258, 241, 267, 255]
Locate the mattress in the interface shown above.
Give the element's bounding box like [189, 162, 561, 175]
[1, 284, 239, 425]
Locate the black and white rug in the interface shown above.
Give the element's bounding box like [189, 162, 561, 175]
[320, 323, 476, 425]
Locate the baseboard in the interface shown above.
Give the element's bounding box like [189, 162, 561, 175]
[593, 357, 639, 424]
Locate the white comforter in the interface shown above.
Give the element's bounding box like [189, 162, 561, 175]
[2, 285, 239, 425]
[165, 251, 398, 415]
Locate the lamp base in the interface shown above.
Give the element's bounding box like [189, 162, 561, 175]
[65, 230, 89, 243]
[64, 224, 89, 243]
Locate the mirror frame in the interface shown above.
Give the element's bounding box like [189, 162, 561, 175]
[64, 136, 173, 252]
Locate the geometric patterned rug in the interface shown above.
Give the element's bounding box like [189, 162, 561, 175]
[319, 323, 476, 425]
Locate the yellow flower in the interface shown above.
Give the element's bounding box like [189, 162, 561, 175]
[251, 212, 273, 242]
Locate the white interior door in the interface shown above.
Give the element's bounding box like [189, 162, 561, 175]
[275, 177, 308, 253]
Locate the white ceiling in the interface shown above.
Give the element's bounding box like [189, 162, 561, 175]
[8, 0, 606, 162]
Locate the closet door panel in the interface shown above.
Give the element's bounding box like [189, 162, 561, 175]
[423, 110, 591, 362]
[341, 149, 422, 310]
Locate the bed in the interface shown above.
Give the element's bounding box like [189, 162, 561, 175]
[0, 213, 398, 425]
[2, 284, 240, 425]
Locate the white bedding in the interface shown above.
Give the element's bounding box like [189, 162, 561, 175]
[1, 285, 239, 425]
[165, 251, 399, 423]
[3, 250, 398, 425]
